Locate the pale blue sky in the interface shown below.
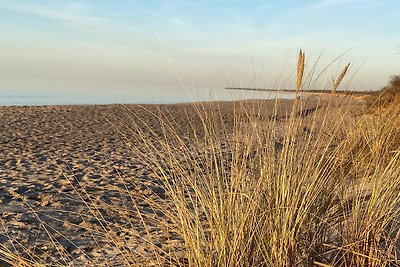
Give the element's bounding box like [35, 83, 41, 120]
[0, 0, 399, 103]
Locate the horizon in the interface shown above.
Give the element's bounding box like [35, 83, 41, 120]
[0, 0, 399, 105]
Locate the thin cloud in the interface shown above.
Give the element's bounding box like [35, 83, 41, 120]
[258, 4, 275, 10]
[0, 1, 109, 31]
[307, 0, 369, 9]
[167, 16, 192, 29]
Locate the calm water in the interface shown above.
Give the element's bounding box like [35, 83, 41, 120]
[0, 79, 296, 106]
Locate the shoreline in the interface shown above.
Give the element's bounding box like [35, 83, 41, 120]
[0, 92, 359, 108]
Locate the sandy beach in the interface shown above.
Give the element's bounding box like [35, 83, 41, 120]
[0, 98, 365, 266]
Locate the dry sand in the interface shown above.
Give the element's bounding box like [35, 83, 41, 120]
[0, 98, 365, 266]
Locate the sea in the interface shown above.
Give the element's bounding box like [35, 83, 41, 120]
[0, 79, 297, 106]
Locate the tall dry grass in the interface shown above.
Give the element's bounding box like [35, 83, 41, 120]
[123, 88, 400, 266]
[332, 63, 350, 94]
[120, 59, 400, 266]
[296, 49, 305, 97]
[1, 53, 399, 267]
[369, 74, 400, 109]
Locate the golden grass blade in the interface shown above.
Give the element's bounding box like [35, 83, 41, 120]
[332, 63, 350, 94]
[296, 49, 305, 97]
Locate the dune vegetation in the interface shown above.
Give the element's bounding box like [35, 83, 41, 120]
[121, 53, 400, 266]
[1, 51, 399, 267]
[369, 74, 400, 108]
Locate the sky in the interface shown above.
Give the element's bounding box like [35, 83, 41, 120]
[0, 0, 399, 104]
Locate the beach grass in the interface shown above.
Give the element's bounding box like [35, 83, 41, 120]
[1, 54, 400, 267]
[128, 98, 399, 267]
